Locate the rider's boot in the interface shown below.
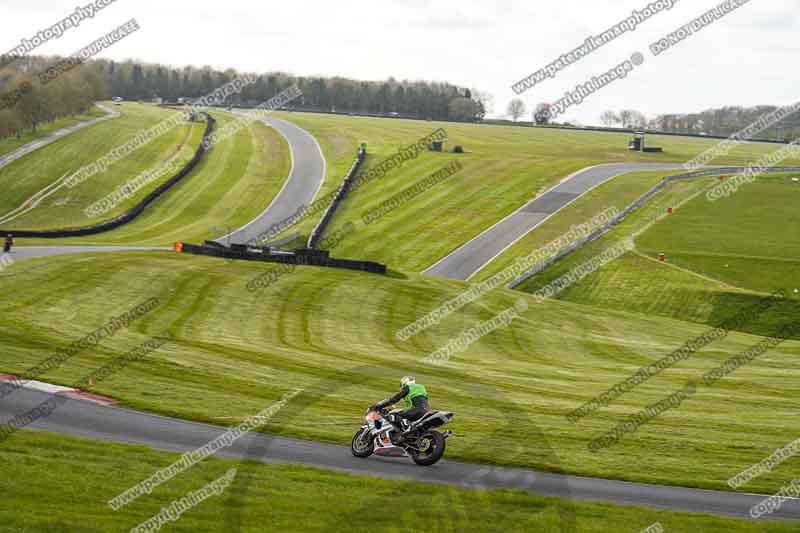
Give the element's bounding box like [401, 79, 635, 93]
[388, 416, 404, 444]
[390, 415, 404, 432]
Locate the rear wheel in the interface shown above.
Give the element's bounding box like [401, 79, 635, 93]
[351, 428, 374, 458]
[410, 431, 446, 466]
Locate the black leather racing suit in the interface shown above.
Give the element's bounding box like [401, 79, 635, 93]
[374, 385, 430, 431]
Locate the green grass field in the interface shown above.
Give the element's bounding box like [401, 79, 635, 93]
[3, 109, 800, 530]
[513, 172, 800, 339]
[271, 112, 800, 273]
[0, 105, 106, 158]
[13, 111, 291, 246]
[636, 173, 800, 294]
[1, 252, 799, 496]
[1, 431, 793, 533]
[471, 169, 673, 283]
[0, 103, 200, 231]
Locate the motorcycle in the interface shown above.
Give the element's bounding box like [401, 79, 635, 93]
[350, 406, 453, 466]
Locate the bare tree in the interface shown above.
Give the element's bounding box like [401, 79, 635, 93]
[618, 109, 634, 128]
[471, 89, 494, 118]
[599, 110, 621, 126]
[618, 109, 647, 129]
[507, 98, 526, 122]
[629, 110, 648, 129]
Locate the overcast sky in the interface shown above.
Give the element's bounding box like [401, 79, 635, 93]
[2, 0, 796, 124]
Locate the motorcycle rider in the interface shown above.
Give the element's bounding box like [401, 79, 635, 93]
[371, 376, 430, 436]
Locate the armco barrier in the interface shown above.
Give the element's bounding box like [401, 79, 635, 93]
[0, 113, 216, 238]
[307, 147, 366, 249]
[178, 242, 386, 275]
[507, 166, 800, 289]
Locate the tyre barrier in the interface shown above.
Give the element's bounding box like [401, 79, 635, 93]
[507, 166, 800, 289]
[178, 241, 387, 275]
[307, 147, 366, 249]
[0, 113, 216, 238]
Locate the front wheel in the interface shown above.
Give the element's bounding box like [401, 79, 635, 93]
[351, 428, 374, 458]
[410, 431, 446, 466]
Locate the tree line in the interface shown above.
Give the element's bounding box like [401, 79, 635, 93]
[4, 53, 796, 143]
[0, 56, 490, 141]
[503, 97, 799, 142]
[1, 55, 106, 140]
[600, 107, 799, 141]
[107, 60, 491, 122]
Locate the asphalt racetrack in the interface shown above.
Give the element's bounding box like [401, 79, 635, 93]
[2, 387, 797, 521]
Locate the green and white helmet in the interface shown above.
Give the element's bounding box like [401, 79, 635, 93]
[401, 375, 416, 387]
